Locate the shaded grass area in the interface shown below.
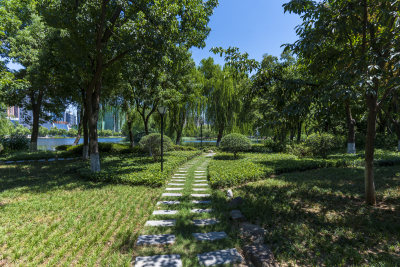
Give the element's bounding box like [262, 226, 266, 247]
[0, 150, 75, 161]
[208, 149, 400, 188]
[0, 160, 163, 265]
[229, 166, 400, 266]
[78, 151, 202, 187]
[134, 155, 241, 266]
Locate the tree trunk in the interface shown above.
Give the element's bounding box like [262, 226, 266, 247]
[29, 91, 43, 151]
[216, 127, 224, 147]
[364, 94, 377, 205]
[346, 102, 356, 154]
[297, 121, 302, 142]
[176, 129, 182, 145]
[289, 128, 295, 142]
[73, 108, 83, 146]
[127, 118, 134, 148]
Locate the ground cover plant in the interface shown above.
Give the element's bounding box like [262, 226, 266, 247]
[208, 150, 400, 188]
[79, 151, 202, 187]
[228, 166, 400, 266]
[0, 160, 163, 266]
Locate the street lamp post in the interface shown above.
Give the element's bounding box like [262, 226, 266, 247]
[158, 106, 168, 172]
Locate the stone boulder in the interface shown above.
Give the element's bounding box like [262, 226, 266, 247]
[243, 244, 276, 267]
[230, 209, 246, 221]
[239, 223, 267, 244]
[228, 196, 244, 208]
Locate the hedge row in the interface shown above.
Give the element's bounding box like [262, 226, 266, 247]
[78, 150, 202, 187]
[208, 150, 400, 188]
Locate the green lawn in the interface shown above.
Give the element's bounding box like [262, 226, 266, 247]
[227, 166, 400, 266]
[0, 153, 195, 265]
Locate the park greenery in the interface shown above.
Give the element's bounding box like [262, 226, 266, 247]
[0, 0, 399, 265]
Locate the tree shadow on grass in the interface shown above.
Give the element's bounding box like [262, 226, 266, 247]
[234, 167, 400, 265]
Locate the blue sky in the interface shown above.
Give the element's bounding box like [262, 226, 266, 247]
[191, 0, 302, 67]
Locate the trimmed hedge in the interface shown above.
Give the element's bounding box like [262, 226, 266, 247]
[78, 150, 202, 187]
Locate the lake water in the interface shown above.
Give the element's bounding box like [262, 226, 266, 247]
[38, 137, 124, 151]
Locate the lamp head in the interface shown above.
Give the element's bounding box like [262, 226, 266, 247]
[158, 106, 168, 115]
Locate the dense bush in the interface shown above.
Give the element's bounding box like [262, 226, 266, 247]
[220, 133, 252, 158]
[0, 134, 29, 152]
[98, 129, 113, 137]
[139, 133, 173, 161]
[39, 126, 49, 137]
[304, 133, 344, 158]
[67, 128, 78, 137]
[55, 144, 71, 151]
[66, 142, 140, 155]
[13, 123, 30, 136]
[264, 138, 287, 152]
[173, 145, 198, 151]
[78, 151, 201, 187]
[49, 127, 68, 136]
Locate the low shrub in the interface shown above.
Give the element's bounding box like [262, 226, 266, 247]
[304, 133, 344, 158]
[55, 144, 71, 151]
[0, 134, 29, 152]
[173, 145, 198, 151]
[139, 133, 173, 161]
[78, 150, 201, 187]
[264, 138, 287, 152]
[220, 133, 252, 158]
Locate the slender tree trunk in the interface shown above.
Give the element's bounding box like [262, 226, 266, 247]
[346, 102, 356, 154]
[176, 129, 182, 145]
[127, 118, 134, 148]
[364, 94, 377, 205]
[73, 108, 83, 146]
[29, 91, 43, 151]
[216, 127, 224, 147]
[393, 121, 400, 152]
[289, 128, 295, 142]
[297, 121, 302, 142]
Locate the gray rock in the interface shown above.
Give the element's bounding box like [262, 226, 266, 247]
[192, 231, 227, 241]
[239, 223, 267, 244]
[230, 210, 245, 221]
[134, 254, 182, 267]
[226, 189, 234, 199]
[229, 197, 244, 208]
[197, 248, 243, 266]
[243, 244, 275, 267]
[192, 218, 219, 226]
[145, 220, 176, 227]
[136, 234, 175, 246]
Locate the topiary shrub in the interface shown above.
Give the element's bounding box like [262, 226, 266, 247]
[220, 133, 252, 159]
[139, 133, 173, 161]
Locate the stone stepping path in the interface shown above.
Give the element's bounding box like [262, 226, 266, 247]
[192, 218, 219, 226]
[162, 193, 182, 197]
[193, 231, 227, 242]
[136, 234, 175, 246]
[134, 255, 182, 267]
[153, 210, 178, 215]
[135, 155, 241, 266]
[157, 201, 180, 205]
[197, 248, 243, 266]
[145, 220, 176, 227]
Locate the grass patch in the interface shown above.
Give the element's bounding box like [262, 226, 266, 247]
[78, 151, 202, 187]
[229, 166, 400, 266]
[208, 150, 400, 188]
[0, 150, 75, 161]
[0, 160, 163, 265]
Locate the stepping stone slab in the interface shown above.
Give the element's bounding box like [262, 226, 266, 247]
[16, 160, 25, 163]
[162, 193, 182, 197]
[145, 220, 176, 227]
[191, 209, 213, 214]
[243, 244, 275, 266]
[168, 183, 184, 186]
[193, 184, 208, 186]
[58, 158, 64, 160]
[136, 234, 175, 246]
[174, 174, 186, 176]
[191, 194, 211, 198]
[165, 188, 183, 191]
[192, 200, 211, 204]
[195, 171, 206, 173]
[193, 232, 227, 242]
[38, 159, 46, 162]
[171, 180, 185, 182]
[48, 158, 56, 162]
[153, 210, 178, 215]
[134, 254, 182, 267]
[192, 219, 219, 226]
[195, 180, 207, 182]
[230, 210, 246, 221]
[157, 201, 180, 205]
[193, 188, 208, 191]
[197, 248, 243, 266]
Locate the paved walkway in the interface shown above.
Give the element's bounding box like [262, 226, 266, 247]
[134, 154, 243, 266]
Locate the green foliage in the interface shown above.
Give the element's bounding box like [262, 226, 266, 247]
[66, 143, 140, 155]
[304, 133, 344, 158]
[264, 138, 287, 153]
[38, 126, 49, 137]
[78, 151, 201, 187]
[0, 133, 29, 152]
[173, 145, 198, 151]
[55, 144, 70, 151]
[139, 133, 173, 161]
[220, 133, 251, 158]
[0, 143, 3, 153]
[67, 128, 78, 137]
[98, 129, 113, 137]
[13, 123, 30, 136]
[48, 127, 67, 136]
[0, 116, 14, 136]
